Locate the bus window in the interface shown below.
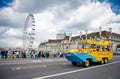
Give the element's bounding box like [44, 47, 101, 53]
[91, 44, 96, 48]
[84, 44, 90, 48]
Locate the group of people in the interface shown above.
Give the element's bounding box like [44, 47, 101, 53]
[30, 50, 50, 58]
[0, 49, 64, 59]
[0, 49, 27, 59]
[53, 52, 64, 57]
[0, 49, 8, 59]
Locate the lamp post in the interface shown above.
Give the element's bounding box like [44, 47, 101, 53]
[85, 30, 88, 40]
[109, 28, 112, 40]
[109, 28, 112, 45]
[80, 32, 82, 39]
[68, 33, 72, 50]
[109, 28, 113, 51]
[99, 27, 102, 39]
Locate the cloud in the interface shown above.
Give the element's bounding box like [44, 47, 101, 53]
[12, 0, 88, 13]
[0, 0, 120, 48]
[0, 28, 23, 48]
[61, 1, 120, 33]
[0, 37, 22, 48]
[0, 7, 26, 28]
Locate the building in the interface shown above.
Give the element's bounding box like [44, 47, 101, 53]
[38, 30, 120, 53]
[56, 33, 65, 40]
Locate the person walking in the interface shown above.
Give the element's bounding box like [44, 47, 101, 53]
[12, 50, 15, 59]
[16, 51, 19, 58]
[5, 50, 8, 59]
[45, 51, 49, 58]
[1, 49, 5, 59]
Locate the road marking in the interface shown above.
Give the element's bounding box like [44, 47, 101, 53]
[16, 67, 21, 70]
[12, 67, 21, 70]
[62, 63, 66, 65]
[12, 65, 47, 70]
[34, 61, 120, 79]
[43, 65, 47, 67]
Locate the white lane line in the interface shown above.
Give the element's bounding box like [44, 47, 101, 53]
[63, 63, 66, 65]
[12, 67, 21, 70]
[12, 65, 47, 70]
[43, 65, 47, 67]
[34, 61, 120, 79]
[16, 67, 21, 70]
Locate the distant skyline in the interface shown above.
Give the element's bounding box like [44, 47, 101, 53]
[0, 0, 120, 48]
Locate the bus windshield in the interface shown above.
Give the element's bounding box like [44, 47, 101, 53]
[79, 44, 96, 49]
[79, 44, 90, 48]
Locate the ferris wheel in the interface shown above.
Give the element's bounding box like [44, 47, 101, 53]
[23, 14, 35, 52]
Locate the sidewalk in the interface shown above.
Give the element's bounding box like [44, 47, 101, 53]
[0, 57, 66, 61]
[0, 57, 67, 65]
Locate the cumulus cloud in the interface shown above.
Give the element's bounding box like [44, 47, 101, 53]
[0, 7, 26, 28]
[60, 1, 120, 34]
[0, 28, 23, 48]
[12, 0, 88, 13]
[0, 0, 120, 48]
[0, 37, 22, 48]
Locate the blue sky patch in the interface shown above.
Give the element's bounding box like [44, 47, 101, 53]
[0, 0, 14, 8]
[99, 0, 120, 15]
[0, 28, 9, 37]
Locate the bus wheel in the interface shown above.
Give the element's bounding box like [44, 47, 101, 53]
[104, 58, 108, 64]
[72, 62, 77, 66]
[84, 60, 90, 67]
[101, 59, 104, 64]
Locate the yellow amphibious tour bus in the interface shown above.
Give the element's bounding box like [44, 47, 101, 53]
[65, 40, 113, 67]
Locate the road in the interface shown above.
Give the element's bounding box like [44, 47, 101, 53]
[0, 56, 120, 79]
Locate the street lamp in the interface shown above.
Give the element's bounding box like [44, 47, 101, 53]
[80, 32, 82, 39]
[109, 28, 112, 40]
[85, 30, 88, 40]
[99, 27, 102, 39]
[109, 27, 113, 51]
[68, 33, 72, 50]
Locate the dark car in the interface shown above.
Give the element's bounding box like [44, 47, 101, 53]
[114, 48, 120, 55]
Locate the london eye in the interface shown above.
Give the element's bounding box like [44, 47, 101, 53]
[23, 14, 35, 52]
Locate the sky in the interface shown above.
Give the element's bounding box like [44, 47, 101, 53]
[0, 0, 120, 48]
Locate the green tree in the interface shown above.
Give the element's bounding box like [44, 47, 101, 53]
[116, 44, 120, 49]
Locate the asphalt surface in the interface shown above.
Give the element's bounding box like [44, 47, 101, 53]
[0, 56, 120, 79]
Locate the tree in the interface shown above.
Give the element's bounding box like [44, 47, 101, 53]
[116, 44, 120, 49]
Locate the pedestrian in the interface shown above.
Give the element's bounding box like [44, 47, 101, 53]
[12, 50, 15, 59]
[38, 51, 41, 58]
[23, 50, 26, 58]
[35, 51, 38, 58]
[16, 51, 19, 58]
[5, 50, 8, 59]
[42, 51, 45, 58]
[30, 51, 33, 58]
[33, 50, 36, 58]
[45, 51, 49, 58]
[1, 49, 5, 59]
